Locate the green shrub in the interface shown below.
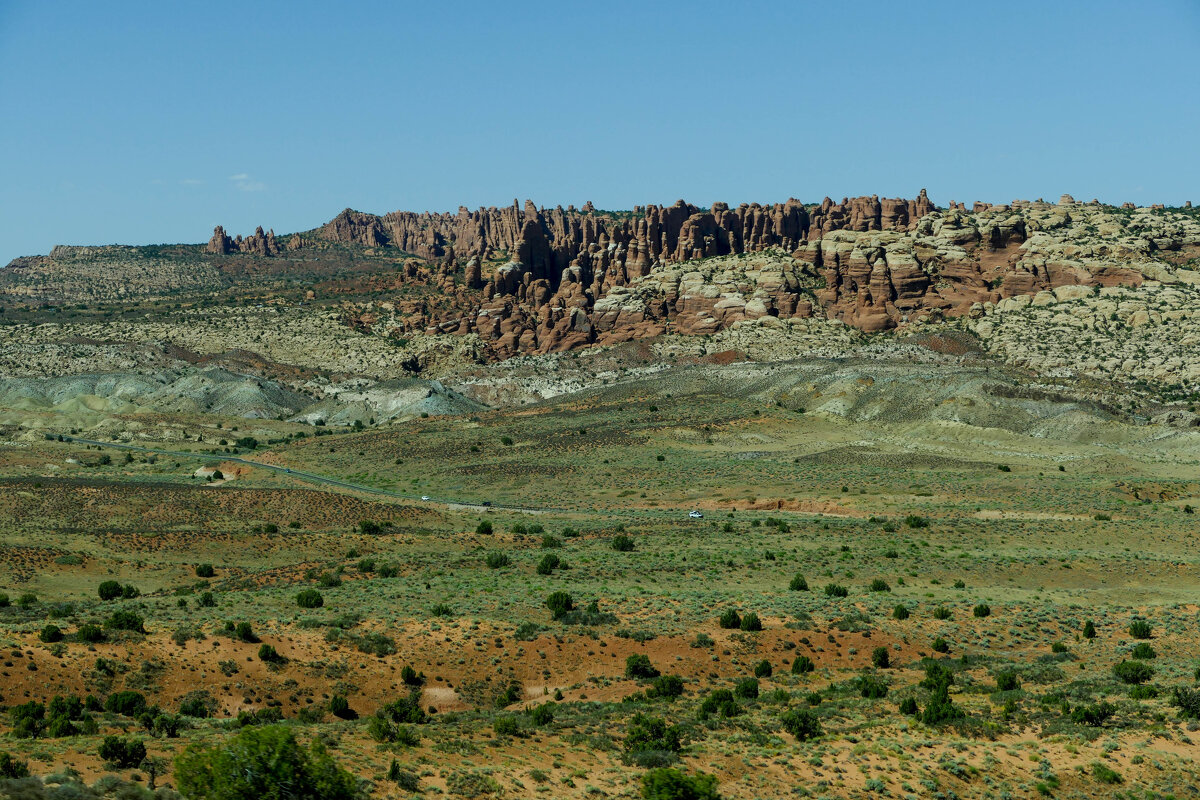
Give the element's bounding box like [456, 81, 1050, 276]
[546, 591, 574, 620]
[198, 591, 217, 608]
[640, 767, 720, 800]
[919, 661, 964, 724]
[612, 534, 636, 552]
[626, 654, 661, 679]
[932, 637, 950, 653]
[1083, 620, 1096, 638]
[624, 713, 683, 759]
[0, 751, 30, 779]
[98, 735, 146, 768]
[400, 665, 425, 687]
[788, 574, 808, 591]
[753, 660, 772, 678]
[97, 580, 124, 601]
[493, 716, 520, 737]
[903, 515, 929, 528]
[175, 724, 358, 800]
[995, 671, 1021, 692]
[698, 689, 740, 719]
[871, 647, 890, 669]
[780, 708, 822, 741]
[856, 672, 888, 698]
[973, 603, 991, 618]
[892, 605, 910, 620]
[377, 692, 427, 725]
[234, 622, 257, 642]
[196, 563, 216, 578]
[179, 691, 217, 719]
[734, 678, 759, 699]
[1171, 686, 1200, 718]
[536, 553, 561, 575]
[1091, 762, 1122, 785]
[1129, 619, 1152, 639]
[898, 696, 919, 715]
[824, 583, 848, 598]
[528, 703, 555, 726]
[104, 691, 147, 717]
[791, 655, 814, 675]
[77, 623, 104, 643]
[932, 606, 952, 620]
[1072, 701, 1116, 726]
[868, 578, 890, 593]
[739, 612, 762, 632]
[718, 609, 741, 629]
[1130, 642, 1156, 660]
[39, 624, 63, 643]
[484, 551, 510, 569]
[296, 589, 324, 608]
[102, 609, 145, 633]
[475, 520, 493, 535]
[257, 644, 283, 664]
[647, 675, 684, 700]
[329, 695, 355, 720]
[1113, 660, 1154, 684]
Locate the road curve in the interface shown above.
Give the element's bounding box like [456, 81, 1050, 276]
[56, 435, 553, 514]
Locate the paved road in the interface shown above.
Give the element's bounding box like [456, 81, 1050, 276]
[57, 435, 550, 514]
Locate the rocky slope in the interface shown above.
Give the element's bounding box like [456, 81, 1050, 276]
[234, 194, 1200, 356]
[2, 193, 1198, 423]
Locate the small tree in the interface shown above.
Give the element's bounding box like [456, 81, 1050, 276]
[545, 591, 574, 620]
[718, 609, 741, 629]
[175, 725, 357, 800]
[196, 564, 216, 578]
[788, 574, 809, 591]
[97, 580, 124, 601]
[296, 589, 324, 608]
[780, 708, 822, 741]
[98, 736, 147, 768]
[476, 520, 493, 535]
[626, 654, 661, 680]
[871, 647, 890, 669]
[1128, 619, 1152, 639]
[641, 768, 721, 800]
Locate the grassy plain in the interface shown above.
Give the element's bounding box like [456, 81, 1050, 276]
[1, 360, 1199, 798]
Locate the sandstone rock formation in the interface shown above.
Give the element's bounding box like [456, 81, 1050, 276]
[205, 225, 281, 255]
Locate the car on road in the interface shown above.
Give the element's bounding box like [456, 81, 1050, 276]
[481, 501, 492, 507]
[421, 495, 431, 501]
[689, 510, 703, 518]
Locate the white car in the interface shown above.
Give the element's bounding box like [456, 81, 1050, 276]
[688, 510, 704, 519]
[420, 495, 431, 501]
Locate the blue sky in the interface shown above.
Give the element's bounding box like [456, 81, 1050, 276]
[1, 1, 1197, 263]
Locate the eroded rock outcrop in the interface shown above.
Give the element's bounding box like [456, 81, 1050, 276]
[205, 225, 281, 256]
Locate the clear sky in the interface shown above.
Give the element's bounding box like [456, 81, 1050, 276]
[2, 0, 1197, 263]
